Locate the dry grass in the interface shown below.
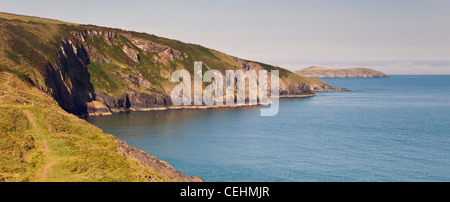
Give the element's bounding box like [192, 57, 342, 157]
[0, 72, 166, 182]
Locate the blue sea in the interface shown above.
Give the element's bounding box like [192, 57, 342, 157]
[87, 76, 450, 181]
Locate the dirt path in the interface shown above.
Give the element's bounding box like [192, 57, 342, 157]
[1, 73, 54, 181]
[21, 109, 36, 127]
[37, 139, 53, 181]
[22, 109, 54, 182]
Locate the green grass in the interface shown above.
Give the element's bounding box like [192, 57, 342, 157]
[0, 64, 34, 85]
[0, 107, 40, 182]
[86, 63, 126, 97]
[4, 50, 21, 65]
[0, 72, 168, 182]
[4, 23, 59, 63]
[0, 12, 78, 26]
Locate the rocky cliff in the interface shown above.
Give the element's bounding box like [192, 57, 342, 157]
[296, 66, 388, 78]
[0, 12, 343, 118]
[0, 12, 349, 182]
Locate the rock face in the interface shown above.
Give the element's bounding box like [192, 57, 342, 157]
[122, 45, 140, 63]
[296, 66, 388, 78]
[115, 139, 203, 182]
[72, 30, 118, 43]
[127, 36, 184, 60]
[44, 39, 94, 117]
[88, 90, 172, 115]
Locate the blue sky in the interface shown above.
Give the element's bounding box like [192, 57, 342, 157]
[1, 0, 449, 74]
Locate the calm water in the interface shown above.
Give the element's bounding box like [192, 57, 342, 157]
[87, 76, 450, 181]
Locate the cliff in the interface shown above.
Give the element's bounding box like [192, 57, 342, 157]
[0, 12, 345, 181]
[0, 12, 341, 118]
[295, 66, 388, 78]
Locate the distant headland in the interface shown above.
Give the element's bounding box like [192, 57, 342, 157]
[295, 66, 389, 78]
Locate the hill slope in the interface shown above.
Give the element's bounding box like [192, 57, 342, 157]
[0, 71, 201, 181]
[296, 66, 388, 78]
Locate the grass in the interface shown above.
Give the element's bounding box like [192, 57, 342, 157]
[4, 50, 21, 65]
[0, 106, 40, 182]
[0, 12, 78, 26]
[86, 62, 126, 97]
[0, 72, 168, 181]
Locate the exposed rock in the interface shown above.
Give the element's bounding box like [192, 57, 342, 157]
[43, 39, 93, 117]
[127, 74, 150, 88]
[88, 89, 173, 114]
[91, 91, 129, 112]
[84, 45, 112, 64]
[115, 139, 203, 182]
[122, 45, 140, 63]
[72, 30, 117, 43]
[86, 100, 112, 116]
[127, 37, 183, 60]
[233, 57, 263, 71]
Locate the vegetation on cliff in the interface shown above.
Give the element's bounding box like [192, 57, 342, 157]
[295, 66, 388, 78]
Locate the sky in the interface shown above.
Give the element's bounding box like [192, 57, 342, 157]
[1, 0, 449, 74]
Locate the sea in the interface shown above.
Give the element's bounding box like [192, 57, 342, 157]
[87, 75, 450, 182]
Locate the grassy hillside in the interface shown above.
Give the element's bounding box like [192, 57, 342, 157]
[0, 12, 77, 26]
[1, 72, 153, 181]
[0, 71, 202, 181]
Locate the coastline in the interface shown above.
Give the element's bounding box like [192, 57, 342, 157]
[88, 94, 318, 116]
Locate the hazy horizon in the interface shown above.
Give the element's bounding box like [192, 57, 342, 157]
[278, 60, 450, 75]
[0, 0, 449, 74]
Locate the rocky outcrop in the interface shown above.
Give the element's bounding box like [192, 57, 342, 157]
[72, 30, 118, 43]
[43, 39, 94, 117]
[233, 57, 262, 71]
[122, 45, 140, 63]
[115, 139, 203, 182]
[87, 90, 173, 116]
[296, 66, 388, 78]
[86, 101, 112, 116]
[127, 37, 184, 60]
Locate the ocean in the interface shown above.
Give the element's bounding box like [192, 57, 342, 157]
[87, 75, 450, 181]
